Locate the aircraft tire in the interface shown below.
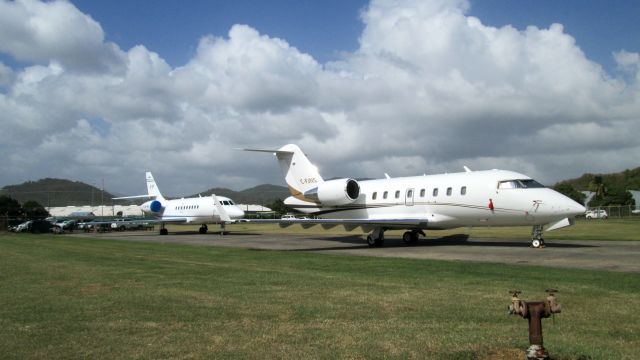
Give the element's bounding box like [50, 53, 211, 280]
[199, 227, 207, 234]
[160, 228, 168, 235]
[367, 235, 384, 247]
[531, 239, 542, 248]
[402, 231, 418, 244]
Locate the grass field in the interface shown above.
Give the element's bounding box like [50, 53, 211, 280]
[207, 218, 640, 242]
[1, 233, 639, 359]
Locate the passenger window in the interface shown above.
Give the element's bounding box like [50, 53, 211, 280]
[447, 187, 452, 196]
[420, 189, 425, 197]
[383, 191, 388, 199]
[372, 192, 377, 200]
[395, 190, 400, 199]
[433, 188, 438, 197]
[461, 186, 467, 195]
[407, 189, 413, 198]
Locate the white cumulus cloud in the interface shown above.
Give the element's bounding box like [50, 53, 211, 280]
[0, 0, 638, 196]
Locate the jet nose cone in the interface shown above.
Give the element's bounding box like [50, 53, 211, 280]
[231, 207, 245, 218]
[563, 199, 586, 217]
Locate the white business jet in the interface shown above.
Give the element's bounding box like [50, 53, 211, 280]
[113, 172, 245, 235]
[245, 144, 585, 248]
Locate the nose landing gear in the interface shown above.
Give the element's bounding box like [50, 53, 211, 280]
[531, 225, 545, 248]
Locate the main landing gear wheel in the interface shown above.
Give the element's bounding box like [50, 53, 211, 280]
[160, 228, 168, 235]
[199, 224, 208, 234]
[366, 235, 384, 247]
[367, 227, 385, 247]
[402, 231, 419, 244]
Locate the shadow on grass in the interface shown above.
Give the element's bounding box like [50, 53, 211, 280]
[283, 233, 598, 252]
[88, 230, 266, 237]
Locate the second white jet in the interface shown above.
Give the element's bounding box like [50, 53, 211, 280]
[114, 172, 245, 235]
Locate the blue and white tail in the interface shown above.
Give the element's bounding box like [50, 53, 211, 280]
[145, 172, 166, 201]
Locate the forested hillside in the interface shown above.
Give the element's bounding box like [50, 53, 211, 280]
[0, 178, 115, 207]
[553, 167, 639, 206]
[1, 178, 289, 207]
[187, 184, 290, 205]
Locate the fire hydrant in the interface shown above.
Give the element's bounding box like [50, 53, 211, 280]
[508, 289, 562, 360]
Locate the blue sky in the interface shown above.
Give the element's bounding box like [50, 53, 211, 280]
[71, 0, 638, 72]
[72, 0, 369, 66]
[1, 0, 639, 195]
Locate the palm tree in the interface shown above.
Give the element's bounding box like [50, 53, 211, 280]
[589, 175, 606, 199]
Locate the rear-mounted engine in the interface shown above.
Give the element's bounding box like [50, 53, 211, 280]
[141, 200, 163, 213]
[304, 178, 360, 206]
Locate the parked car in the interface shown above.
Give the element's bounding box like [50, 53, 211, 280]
[13, 220, 33, 232]
[281, 214, 296, 220]
[77, 220, 97, 231]
[585, 209, 608, 219]
[52, 219, 77, 232]
[111, 218, 144, 231]
[12, 220, 53, 233]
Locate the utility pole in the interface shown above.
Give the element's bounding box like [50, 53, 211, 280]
[101, 178, 104, 218]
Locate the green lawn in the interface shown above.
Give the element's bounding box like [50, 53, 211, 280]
[1, 233, 639, 359]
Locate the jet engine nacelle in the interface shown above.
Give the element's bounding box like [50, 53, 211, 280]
[304, 178, 360, 206]
[141, 199, 163, 213]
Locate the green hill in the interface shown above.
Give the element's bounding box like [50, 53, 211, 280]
[1, 178, 290, 207]
[187, 184, 290, 205]
[0, 178, 115, 207]
[555, 167, 640, 191]
[553, 167, 639, 206]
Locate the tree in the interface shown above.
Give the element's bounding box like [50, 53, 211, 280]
[590, 188, 635, 207]
[589, 175, 607, 199]
[0, 195, 22, 218]
[22, 200, 49, 219]
[553, 183, 586, 204]
[265, 198, 290, 217]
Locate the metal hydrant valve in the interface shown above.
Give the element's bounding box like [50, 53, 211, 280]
[507, 289, 562, 360]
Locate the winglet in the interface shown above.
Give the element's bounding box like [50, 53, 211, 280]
[212, 194, 231, 222]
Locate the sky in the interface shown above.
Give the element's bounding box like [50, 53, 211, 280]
[0, 0, 639, 197]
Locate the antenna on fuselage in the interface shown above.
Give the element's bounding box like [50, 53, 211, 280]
[464, 166, 472, 173]
[384, 173, 391, 179]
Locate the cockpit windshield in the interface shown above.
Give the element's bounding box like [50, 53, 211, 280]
[498, 179, 545, 189]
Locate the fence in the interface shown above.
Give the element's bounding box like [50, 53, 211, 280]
[587, 205, 640, 218]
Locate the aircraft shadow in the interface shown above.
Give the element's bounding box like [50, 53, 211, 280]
[285, 234, 597, 252]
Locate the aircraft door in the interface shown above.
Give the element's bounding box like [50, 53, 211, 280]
[405, 188, 415, 206]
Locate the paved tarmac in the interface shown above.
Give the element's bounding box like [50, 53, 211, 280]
[74, 230, 640, 273]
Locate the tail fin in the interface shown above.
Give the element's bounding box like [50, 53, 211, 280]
[145, 172, 165, 201]
[244, 144, 324, 197]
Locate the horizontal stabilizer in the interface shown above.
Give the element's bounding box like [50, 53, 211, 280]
[242, 148, 294, 155]
[112, 194, 155, 200]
